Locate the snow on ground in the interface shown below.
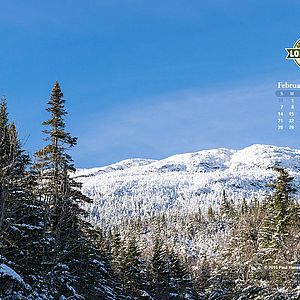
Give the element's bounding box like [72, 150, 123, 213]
[0, 263, 24, 283]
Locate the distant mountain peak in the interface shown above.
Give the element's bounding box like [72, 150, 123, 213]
[76, 144, 300, 227]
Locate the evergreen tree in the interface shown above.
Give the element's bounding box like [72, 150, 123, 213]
[111, 230, 126, 292]
[0, 99, 45, 298]
[195, 255, 211, 293]
[123, 236, 148, 297]
[257, 167, 298, 288]
[168, 249, 196, 299]
[241, 197, 248, 215]
[151, 238, 170, 297]
[207, 205, 215, 222]
[220, 190, 236, 222]
[33, 81, 108, 299]
[111, 230, 124, 270]
[257, 196, 277, 260]
[259, 167, 296, 258]
[269, 167, 296, 249]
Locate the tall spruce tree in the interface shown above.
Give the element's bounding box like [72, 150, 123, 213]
[259, 167, 296, 257]
[256, 167, 298, 288]
[123, 236, 145, 295]
[168, 249, 196, 299]
[33, 81, 105, 298]
[111, 230, 126, 280]
[150, 238, 170, 298]
[269, 167, 296, 248]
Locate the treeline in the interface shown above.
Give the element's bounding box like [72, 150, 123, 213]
[0, 82, 300, 299]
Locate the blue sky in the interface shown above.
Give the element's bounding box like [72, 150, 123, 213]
[1, 1, 300, 167]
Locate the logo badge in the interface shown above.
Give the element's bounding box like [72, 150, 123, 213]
[286, 39, 300, 67]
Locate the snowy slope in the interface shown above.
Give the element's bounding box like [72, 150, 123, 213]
[75, 144, 300, 227]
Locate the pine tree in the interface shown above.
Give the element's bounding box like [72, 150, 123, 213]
[111, 231, 124, 268]
[33, 82, 86, 247]
[207, 205, 215, 222]
[220, 190, 236, 222]
[111, 230, 126, 291]
[168, 249, 196, 299]
[241, 197, 248, 214]
[256, 167, 298, 288]
[269, 167, 296, 249]
[151, 238, 170, 297]
[0, 99, 45, 298]
[259, 167, 296, 257]
[195, 255, 211, 293]
[32, 81, 105, 298]
[123, 236, 148, 297]
[257, 196, 277, 260]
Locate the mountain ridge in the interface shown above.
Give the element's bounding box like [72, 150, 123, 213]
[75, 144, 300, 227]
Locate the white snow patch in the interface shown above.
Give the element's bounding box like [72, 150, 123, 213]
[0, 263, 24, 283]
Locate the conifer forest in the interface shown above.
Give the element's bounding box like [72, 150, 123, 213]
[0, 82, 300, 299]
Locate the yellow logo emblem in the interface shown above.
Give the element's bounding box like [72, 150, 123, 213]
[286, 39, 300, 67]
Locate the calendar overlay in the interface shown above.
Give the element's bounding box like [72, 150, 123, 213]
[275, 88, 300, 131]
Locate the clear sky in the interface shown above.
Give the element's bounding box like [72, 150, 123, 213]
[1, 1, 300, 167]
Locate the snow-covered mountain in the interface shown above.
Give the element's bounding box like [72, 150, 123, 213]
[75, 144, 300, 227]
